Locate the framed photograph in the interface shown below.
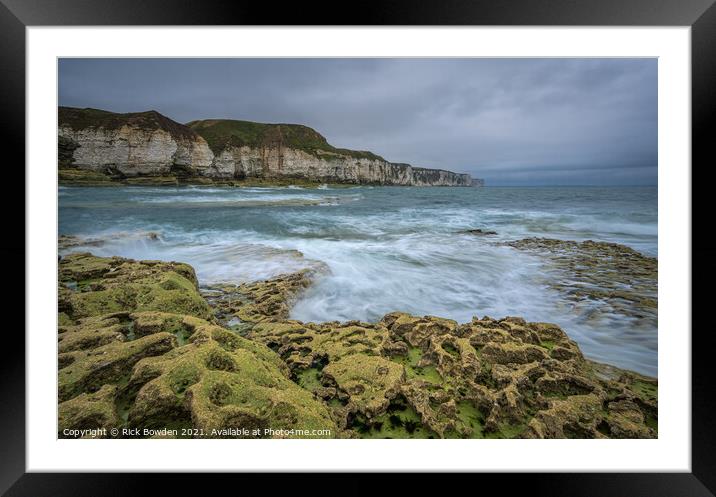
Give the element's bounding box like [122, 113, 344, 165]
[5, 0, 712, 494]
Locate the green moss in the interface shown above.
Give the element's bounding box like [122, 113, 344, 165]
[115, 392, 133, 424]
[131, 312, 192, 341]
[631, 379, 658, 401]
[58, 384, 119, 437]
[455, 400, 486, 438]
[442, 342, 459, 356]
[392, 347, 441, 383]
[58, 314, 131, 353]
[349, 397, 436, 439]
[405, 346, 423, 365]
[295, 367, 324, 391]
[58, 331, 177, 402]
[228, 321, 254, 337]
[250, 320, 386, 371]
[59, 253, 123, 282]
[58, 167, 115, 185]
[124, 176, 179, 186]
[414, 365, 443, 383]
[58, 312, 74, 327]
[323, 355, 404, 415]
[167, 363, 202, 396]
[539, 340, 556, 351]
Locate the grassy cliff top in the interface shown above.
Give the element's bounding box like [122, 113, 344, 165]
[187, 118, 385, 161]
[59, 107, 199, 140]
[58, 107, 386, 161]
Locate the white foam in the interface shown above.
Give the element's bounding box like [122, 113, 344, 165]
[58, 185, 658, 375]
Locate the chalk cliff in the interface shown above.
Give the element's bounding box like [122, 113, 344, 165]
[58, 107, 478, 186]
[58, 107, 214, 177]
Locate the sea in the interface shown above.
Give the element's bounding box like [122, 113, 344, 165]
[58, 185, 658, 376]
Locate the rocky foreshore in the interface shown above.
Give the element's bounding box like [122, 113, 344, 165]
[57, 244, 658, 439]
[505, 238, 658, 327]
[58, 107, 479, 187]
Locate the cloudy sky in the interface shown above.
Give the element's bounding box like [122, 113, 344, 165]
[59, 58, 657, 186]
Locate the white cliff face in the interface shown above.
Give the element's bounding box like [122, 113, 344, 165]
[173, 136, 214, 173]
[199, 146, 264, 178]
[59, 123, 472, 186]
[59, 125, 213, 176]
[196, 145, 471, 186]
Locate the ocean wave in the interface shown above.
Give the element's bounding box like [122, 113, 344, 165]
[129, 196, 344, 208]
[58, 185, 658, 375]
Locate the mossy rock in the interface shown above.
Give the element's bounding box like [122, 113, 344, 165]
[323, 355, 404, 417]
[127, 322, 336, 438]
[58, 384, 120, 437]
[59, 331, 177, 402]
[56, 253, 657, 439]
[59, 253, 212, 321]
[58, 312, 131, 353]
[203, 267, 325, 324]
[246, 309, 656, 439]
[58, 167, 116, 185]
[249, 320, 387, 370]
[378, 312, 657, 439]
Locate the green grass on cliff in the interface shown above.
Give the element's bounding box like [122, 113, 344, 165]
[59, 107, 198, 140]
[186, 118, 385, 161]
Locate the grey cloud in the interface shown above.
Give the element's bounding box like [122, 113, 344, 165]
[59, 58, 657, 186]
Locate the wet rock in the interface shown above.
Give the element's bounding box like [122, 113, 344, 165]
[504, 238, 657, 326]
[202, 263, 327, 324]
[58, 234, 105, 250]
[58, 232, 162, 251]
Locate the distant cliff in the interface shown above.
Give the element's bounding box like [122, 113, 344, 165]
[58, 107, 475, 187]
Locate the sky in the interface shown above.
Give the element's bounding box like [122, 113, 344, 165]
[58, 58, 657, 186]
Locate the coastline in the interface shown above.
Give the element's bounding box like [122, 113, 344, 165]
[58, 107, 479, 188]
[58, 167, 468, 188]
[57, 244, 658, 439]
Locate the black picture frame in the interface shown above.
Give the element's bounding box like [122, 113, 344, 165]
[3, 0, 712, 495]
